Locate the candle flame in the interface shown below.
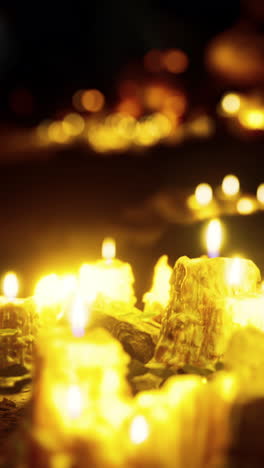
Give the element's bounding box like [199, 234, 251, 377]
[3, 272, 19, 299]
[143, 255, 172, 308]
[66, 385, 82, 420]
[206, 219, 222, 258]
[70, 294, 89, 337]
[130, 415, 149, 445]
[227, 257, 242, 286]
[102, 237, 116, 262]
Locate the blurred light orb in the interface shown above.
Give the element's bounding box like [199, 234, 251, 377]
[130, 415, 149, 445]
[221, 93, 241, 115]
[72, 89, 85, 112]
[48, 121, 69, 143]
[195, 183, 213, 206]
[239, 108, 264, 130]
[222, 174, 240, 197]
[257, 183, 264, 204]
[81, 89, 105, 112]
[237, 197, 256, 215]
[162, 49, 189, 74]
[144, 49, 163, 73]
[62, 113, 85, 136]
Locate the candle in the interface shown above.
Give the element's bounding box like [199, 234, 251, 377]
[34, 273, 77, 325]
[0, 272, 37, 371]
[79, 238, 136, 309]
[31, 296, 131, 467]
[143, 255, 172, 318]
[155, 255, 261, 369]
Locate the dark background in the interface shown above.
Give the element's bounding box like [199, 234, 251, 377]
[0, 0, 263, 298]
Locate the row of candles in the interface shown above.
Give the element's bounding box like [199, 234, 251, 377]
[1, 223, 264, 466]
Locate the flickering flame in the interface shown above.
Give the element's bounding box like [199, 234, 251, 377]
[70, 294, 89, 338]
[3, 272, 19, 299]
[257, 184, 264, 204]
[206, 219, 222, 258]
[143, 255, 172, 308]
[195, 183, 213, 206]
[102, 237, 116, 262]
[221, 93, 241, 115]
[130, 415, 149, 445]
[222, 174, 240, 197]
[66, 385, 82, 420]
[227, 257, 242, 286]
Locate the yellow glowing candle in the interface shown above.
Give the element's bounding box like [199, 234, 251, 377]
[205, 218, 223, 258]
[79, 238, 136, 307]
[221, 174, 240, 198]
[143, 255, 172, 317]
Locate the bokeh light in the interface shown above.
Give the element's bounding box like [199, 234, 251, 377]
[195, 183, 213, 206]
[237, 197, 257, 215]
[221, 93, 241, 115]
[48, 121, 69, 144]
[81, 89, 105, 113]
[239, 108, 264, 130]
[144, 49, 163, 73]
[222, 174, 240, 197]
[162, 49, 189, 74]
[62, 113, 85, 136]
[256, 183, 264, 204]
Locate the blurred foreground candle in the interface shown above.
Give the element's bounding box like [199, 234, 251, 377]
[79, 238, 136, 308]
[143, 255, 172, 319]
[31, 297, 131, 467]
[34, 273, 77, 325]
[0, 272, 37, 370]
[155, 256, 261, 369]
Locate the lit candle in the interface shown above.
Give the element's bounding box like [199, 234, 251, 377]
[143, 255, 172, 318]
[79, 238, 136, 308]
[32, 297, 131, 467]
[0, 272, 37, 370]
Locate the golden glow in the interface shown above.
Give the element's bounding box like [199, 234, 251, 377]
[227, 257, 242, 286]
[48, 121, 69, 144]
[62, 113, 85, 136]
[222, 174, 240, 197]
[3, 272, 19, 299]
[130, 415, 149, 445]
[195, 183, 213, 206]
[69, 294, 89, 338]
[205, 219, 222, 258]
[239, 108, 264, 130]
[81, 89, 105, 113]
[162, 49, 189, 74]
[66, 385, 82, 420]
[237, 197, 256, 215]
[34, 273, 77, 310]
[143, 255, 172, 309]
[257, 183, 264, 204]
[221, 93, 241, 115]
[102, 237, 116, 262]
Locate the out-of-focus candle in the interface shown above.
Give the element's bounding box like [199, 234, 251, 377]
[0, 272, 37, 370]
[143, 255, 172, 318]
[195, 183, 213, 206]
[205, 218, 223, 258]
[221, 174, 240, 198]
[79, 238, 136, 308]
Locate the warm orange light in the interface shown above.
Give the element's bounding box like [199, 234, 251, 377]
[237, 197, 256, 215]
[48, 121, 69, 144]
[3, 272, 19, 299]
[195, 183, 213, 206]
[222, 174, 240, 197]
[257, 184, 264, 204]
[162, 49, 189, 74]
[102, 237, 116, 262]
[66, 385, 83, 420]
[239, 108, 264, 130]
[221, 93, 241, 115]
[81, 89, 105, 113]
[130, 415, 149, 445]
[69, 294, 89, 338]
[227, 257, 242, 286]
[205, 219, 223, 258]
[72, 90, 85, 112]
[144, 49, 163, 73]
